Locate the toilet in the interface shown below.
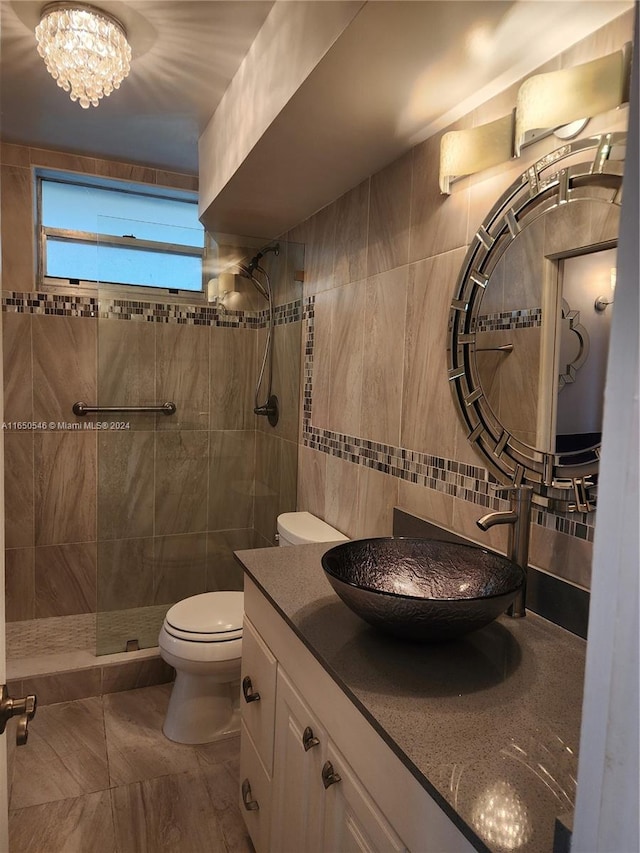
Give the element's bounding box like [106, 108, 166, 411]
[158, 512, 348, 744]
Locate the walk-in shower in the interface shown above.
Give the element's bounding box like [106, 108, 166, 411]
[238, 244, 280, 427]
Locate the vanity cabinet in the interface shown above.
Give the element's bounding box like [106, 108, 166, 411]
[239, 576, 476, 853]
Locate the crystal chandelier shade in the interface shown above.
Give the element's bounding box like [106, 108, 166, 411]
[35, 3, 131, 109]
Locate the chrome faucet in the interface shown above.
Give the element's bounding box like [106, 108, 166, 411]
[477, 486, 533, 618]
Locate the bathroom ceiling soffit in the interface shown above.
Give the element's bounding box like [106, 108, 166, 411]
[0, 0, 275, 174]
[200, 0, 633, 239]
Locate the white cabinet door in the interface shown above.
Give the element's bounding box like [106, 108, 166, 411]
[271, 669, 327, 853]
[321, 741, 408, 853]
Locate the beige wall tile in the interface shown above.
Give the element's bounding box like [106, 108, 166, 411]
[210, 327, 254, 430]
[310, 289, 333, 428]
[35, 431, 96, 546]
[560, 8, 634, 69]
[304, 204, 336, 297]
[5, 548, 35, 622]
[154, 431, 209, 535]
[153, 532, 207, 605]
[530, 524, 592, 589]
[296, 445, 326, 518]
[22, 669, 102, 706]
[361, 267, 407, 446]
[0, 143, 29, 167]
[28, 148, 97, 173]
[495, 326, 541, 436]
[35, 542, 97, 618]
[206, 529, 258, 591]
[271, 320, 302, 444]
[279, 438, 298, 520]
[452, 497, 509, 555]
[410, 129, 469, 264]
[281, 236, 305, 305]
[97, 319, 155, 431]
[101, 658, 174, 695]
[4, 432, 34, 549]
[254, 430, 280, 543]
[329, 281, 365, 436]
[97, 537, 154, 611]
[355, 466, 398, 538]
[33, 315, 97, 425]
[325, 454, 359, 538]
[334, 179, 369, 287]
[93, 159, 155, 184]
[208, 430, 255, 531]
[1, 165, 34, 292]
[3, 313, 33, 422]
[97, 431, 153, 541]
[401, 250, 466, 458]
[155, 171, 198, 192]
[156, 323, 209, 430]
[367, 150, 412, 276]
[397, 481, 455, 531]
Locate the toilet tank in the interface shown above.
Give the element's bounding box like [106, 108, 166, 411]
[277, 512, 349, 547]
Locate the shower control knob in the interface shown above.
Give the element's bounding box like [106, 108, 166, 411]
[0, 685, 37, 746]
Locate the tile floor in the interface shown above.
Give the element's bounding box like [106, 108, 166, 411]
[7, 683, 253, 853]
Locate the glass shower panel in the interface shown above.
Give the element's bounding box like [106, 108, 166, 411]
[94, 225, 304, 656]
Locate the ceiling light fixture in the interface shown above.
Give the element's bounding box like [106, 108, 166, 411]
[35, 3, 131, 109]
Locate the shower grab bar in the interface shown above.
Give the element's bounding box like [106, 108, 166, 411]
[72, 401, 177, 416]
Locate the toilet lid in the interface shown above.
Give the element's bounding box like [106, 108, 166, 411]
[164, 592, 243, 641]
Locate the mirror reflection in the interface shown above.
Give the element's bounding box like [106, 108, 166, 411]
[474, 198, 619, 459]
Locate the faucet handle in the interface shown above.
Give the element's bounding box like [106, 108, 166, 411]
[491, 484, 533, 494]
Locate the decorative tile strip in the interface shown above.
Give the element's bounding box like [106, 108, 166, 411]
[302, 295, 594, 542]
[2, 291, 301, 329]
[474, 307, 543, 332]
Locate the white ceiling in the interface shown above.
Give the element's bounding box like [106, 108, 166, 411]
[0, 1, 274, 173]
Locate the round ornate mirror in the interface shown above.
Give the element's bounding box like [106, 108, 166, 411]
[448, 133, 625, 509]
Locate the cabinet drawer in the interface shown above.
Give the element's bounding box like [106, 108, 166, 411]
[239, 721, 271, 853]
[241, 616, 277, 774]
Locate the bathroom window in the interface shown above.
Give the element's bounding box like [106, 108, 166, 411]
[37, 172, 204, 293]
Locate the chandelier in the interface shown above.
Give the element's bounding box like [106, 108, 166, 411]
[35, 3, 131, 109]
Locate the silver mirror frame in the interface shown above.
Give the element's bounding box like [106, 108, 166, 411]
[448, 133, 626, 511]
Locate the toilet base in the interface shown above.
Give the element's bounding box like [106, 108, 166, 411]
[162, 671, 240, 744]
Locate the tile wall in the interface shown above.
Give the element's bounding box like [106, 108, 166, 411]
[292, 10, 633, 591]
[1, 143, 301, 657]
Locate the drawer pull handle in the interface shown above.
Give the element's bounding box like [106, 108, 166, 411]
[242, 676, 261, 703]
[242, 778, 259, 811]
[302, 726, 320, 751]
[321, 761, 342, 789]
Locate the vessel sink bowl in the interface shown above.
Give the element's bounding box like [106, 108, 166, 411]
[321, 538, 525, 642]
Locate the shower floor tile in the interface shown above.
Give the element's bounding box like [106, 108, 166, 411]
[9, 683, 253, 853]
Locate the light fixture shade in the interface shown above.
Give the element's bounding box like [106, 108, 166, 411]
[439, 114, 514, 194]
[514, 48, 628, 155]
[35, 3, 131, 109]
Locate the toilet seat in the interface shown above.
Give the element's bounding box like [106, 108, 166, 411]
[164, 591, 243, 643]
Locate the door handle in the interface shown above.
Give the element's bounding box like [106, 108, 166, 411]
[242, 676, 260, 703]
[0, 685, 37, 746]
[302, 726, 320, 751]
[321, 761, 342, 789]
[241, 778, 259, 811]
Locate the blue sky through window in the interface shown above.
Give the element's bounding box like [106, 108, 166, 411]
[42, 179, 203, 291]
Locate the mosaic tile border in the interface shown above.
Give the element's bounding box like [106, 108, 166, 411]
[474, 307, 543, 332]
[2, 291, 302, 329]
[302, 296, 594, 542]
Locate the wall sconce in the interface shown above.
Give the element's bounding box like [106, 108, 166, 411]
[594, 267, 616, 312]
[439, 113, 514, 194]
[514, 45, 631, 156]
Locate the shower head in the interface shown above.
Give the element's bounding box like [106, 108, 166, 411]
[245, 244, 279, 275]
[236, 262, 270, 301]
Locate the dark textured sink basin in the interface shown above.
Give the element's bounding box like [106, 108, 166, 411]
[321, 538, 525, 642]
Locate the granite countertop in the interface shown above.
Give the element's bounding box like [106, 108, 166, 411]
[236, 542, 586, 853]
